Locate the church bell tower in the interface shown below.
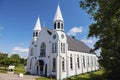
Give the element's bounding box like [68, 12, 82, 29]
[53, 4, 64, 31]
[33, 17, 41, 41]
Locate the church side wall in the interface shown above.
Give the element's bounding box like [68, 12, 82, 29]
[66, 50, 99, 78]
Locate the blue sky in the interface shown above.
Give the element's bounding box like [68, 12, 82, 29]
[0, 0, 99, 58]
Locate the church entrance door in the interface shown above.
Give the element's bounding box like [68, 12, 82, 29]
[40, 65, 43, 74]
[45, 64, 47, 76]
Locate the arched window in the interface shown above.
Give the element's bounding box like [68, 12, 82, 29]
[62, 57, 65, 71]
[54, 23, 56, 29]
[33, 32, 35, 37]
[29, 58, 33, 70]
[77, 55, 80, 69]
[91, 56, 93, 67]
[36, 32, 38, 37]
[52, 43, 54, 53]
[52, 58, 56, 72]
[70, 54, 73, 70]
[40, 42, 46, 57]
[55, 43, 57, 53]
[61, 23, 63, 29]
[88, 56, 90, 67]
[58, 22, 60, 29]
[83, 56, 85, 68]
[30, 48, 34, 56]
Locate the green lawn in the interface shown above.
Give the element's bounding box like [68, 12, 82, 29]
[36, 69, 106, 80]
[36, 76, 55, 80]
[0, 66, 26, 74]
[64, 69, 106, 80]
[0, 66, 7, 73]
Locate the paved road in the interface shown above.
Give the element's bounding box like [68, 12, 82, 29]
[0, 73, 38, 80]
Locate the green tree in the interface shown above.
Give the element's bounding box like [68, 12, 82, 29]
[20, 58, 27, 66]
[80, 0, 120, 79]
[10, 54, 20, 66]
[0, 52, 15, 69]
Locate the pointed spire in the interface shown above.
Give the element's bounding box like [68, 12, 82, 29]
[53, 4, 64, 22]
[33, 17, 41, 31]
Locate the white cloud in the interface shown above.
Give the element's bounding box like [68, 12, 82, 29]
[12, 47, 28, 53]
[81, 39, 93, 44]
[81, 37, 98, 48]
[67, 27, 82, 36]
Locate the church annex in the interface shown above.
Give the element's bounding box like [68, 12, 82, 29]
[26, 4, 99, 80]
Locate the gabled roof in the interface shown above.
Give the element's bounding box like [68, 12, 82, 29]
[67, 36, 91, 53]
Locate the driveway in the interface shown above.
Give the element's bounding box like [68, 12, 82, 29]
[0, 73, 38, 80]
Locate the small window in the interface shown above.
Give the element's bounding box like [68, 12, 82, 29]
[58, 22, 60, 29]
[54, 23, 56, 29]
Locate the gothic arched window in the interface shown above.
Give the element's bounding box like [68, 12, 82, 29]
[40, 42, 46, 57]
[30, 48, 34, 56]
[33, 32, 35, 37]
[61, 23, 63, 29]
[30, 58, 33, 70]
[58, 22, 60, 29]
[62, 57, 65, 71]
[52, 58, 56, 72]
[83, 56, 85, 68]
[52, 43, 54, 53]
[70, 54, 73, 70]
[54, 23, 56, 29]
[36, 32, 38, 37]
[55, 43, 57, 53]
[77, 55, 80, 69]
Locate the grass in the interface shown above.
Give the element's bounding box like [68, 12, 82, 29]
[36, 76, 56, 80]
[64, 69, 106, 80]
[14, 66, 26, 74]
[0, 67, 7, 73]
[36, 69, 105, 80]
[0, 66, 26, 74]
[0, 66, 106, 80]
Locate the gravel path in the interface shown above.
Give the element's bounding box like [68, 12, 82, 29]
[0, 73, 38, 80]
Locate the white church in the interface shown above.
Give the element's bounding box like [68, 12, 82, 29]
[26, 4, 99, 80]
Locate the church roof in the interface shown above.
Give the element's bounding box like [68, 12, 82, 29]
[33, 17, 41, 31]
[67, 36, 91, 53]
[53, 4, 64, 22]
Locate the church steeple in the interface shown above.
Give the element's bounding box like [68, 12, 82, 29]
[33, 17, 41, 38]
[53, 4, 64, 31]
